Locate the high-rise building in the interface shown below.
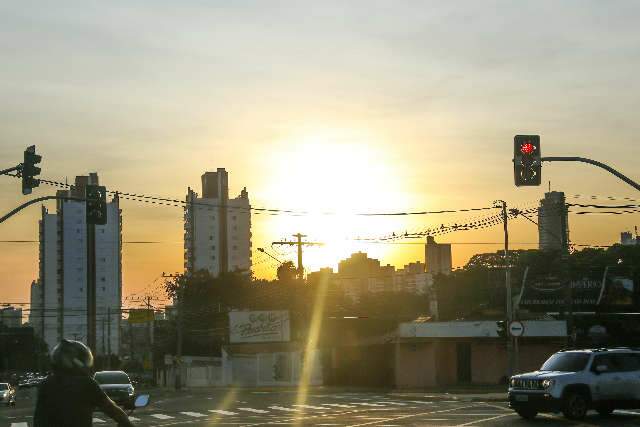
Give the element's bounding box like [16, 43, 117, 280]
[0, 306, 22, 328]
[538, 191, 569, 251]
[334, 252, 395, 300]
[425, 236, 452, 275]
[33, 173, 121, 355]
[621, 230, 639, 246]
[184, 168, 251, 276]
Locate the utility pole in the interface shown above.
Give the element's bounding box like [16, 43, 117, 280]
[272, 234, 323, 280]
[163, 272, 183, 390]
[496, 200, 515, 377]
[86, 222, 97, 353]
[144, 296, 154, 376]
[107, 307, 111, 370]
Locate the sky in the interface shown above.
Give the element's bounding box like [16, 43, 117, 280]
[1, 1, 640, 306]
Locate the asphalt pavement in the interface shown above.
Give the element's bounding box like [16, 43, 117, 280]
[2, 388, 640, 426]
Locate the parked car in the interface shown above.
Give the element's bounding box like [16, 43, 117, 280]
[509, 347, 640, 420]
[0, 383, 16, 406]
[94, 371, 135, 410]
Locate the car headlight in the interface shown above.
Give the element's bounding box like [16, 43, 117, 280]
[542, 379, 555, 389]
[127, 386, 135, 395]
[509, 378, 516, 387]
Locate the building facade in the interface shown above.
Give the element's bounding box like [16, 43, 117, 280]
[32, 173, 121, 355]
[538, 191, 569, 251]
[621, 231, 639, 246]
[184, 168, 252, 277]
[0, 307, 22, 328]
[425, 236, 452, 275]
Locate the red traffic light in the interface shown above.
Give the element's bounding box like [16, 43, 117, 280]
[520, 142, 535, 155]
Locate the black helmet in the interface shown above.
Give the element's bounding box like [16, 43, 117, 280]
[51, 339, 94, 374]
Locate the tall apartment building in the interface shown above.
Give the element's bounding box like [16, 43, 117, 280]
[334, 252, 395, 300]
[425, 236, 452, 275]
[621, 230, 639, 246]
[538, 191, 569, 251]
[31, 173, 121, 355]
[184, 168, 252, 276]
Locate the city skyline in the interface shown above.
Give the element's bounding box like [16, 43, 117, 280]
[2, 1, 640, 304]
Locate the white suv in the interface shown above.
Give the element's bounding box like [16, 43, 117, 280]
[509, 348, 640, 420]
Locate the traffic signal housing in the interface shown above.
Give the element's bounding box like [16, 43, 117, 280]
[86, 185, 107, 225]
[496, 320, 508, 339]
[22, 145, 42, 195]
[513, 135, 541, 186]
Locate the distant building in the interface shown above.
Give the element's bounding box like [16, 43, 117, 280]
[538, 191, 569, 251]
[0, 306, 22, 328]
[425, 236, 452, 275]
[33, 173, 121, 356]
[393, 262, 432, 295]
[621, 231, 639, 246]
[184, 168, 252, 277]
[334, 252, 395, 301]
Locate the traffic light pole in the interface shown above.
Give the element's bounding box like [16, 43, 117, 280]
[542, 157, 640, 192]
[87, 221, 97, 353]
[0, 196, 84, 224]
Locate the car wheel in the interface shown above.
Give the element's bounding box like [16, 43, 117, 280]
[515, 408, 538, 419]
[562, 391, 589, 420]
[596, 404, 614, 416]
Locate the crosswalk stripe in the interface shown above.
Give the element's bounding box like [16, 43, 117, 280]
[209, 409, 238, 416]
[151, 414, 174, 419]
[129, 416, 141, 421]
[293, 404, 329, 410]
[353, 403, 385, 407]
[382, 402, 408, 406]
[239, 407, 270, 414]
[322, 403, 356, 408]
[269, 405, 299, 412]
[181, 411, 207, 417]
[92, 418, 106, 423]
[10, 423, 28, 427]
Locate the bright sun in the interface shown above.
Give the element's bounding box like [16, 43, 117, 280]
[253, 129, 416, 277]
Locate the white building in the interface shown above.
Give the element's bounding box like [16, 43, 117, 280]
[32, 173, 121, 355]
[184, 169, 252, 276]
[393, 262, 433, 295]
[0, 306, 22, 328]
[538, 191, 569, 251]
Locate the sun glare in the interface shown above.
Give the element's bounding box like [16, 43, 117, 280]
[255, 129, 414, 275]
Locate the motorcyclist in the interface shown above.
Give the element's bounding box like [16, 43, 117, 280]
[34, 339, 135, 427]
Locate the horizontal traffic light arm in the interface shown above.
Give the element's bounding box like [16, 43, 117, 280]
[542, 156, 640, 192]
[0, 164, 22, 176]
[0, 195, 84, 225]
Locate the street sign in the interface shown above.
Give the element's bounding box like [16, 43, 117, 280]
[509, 320, 525, 337]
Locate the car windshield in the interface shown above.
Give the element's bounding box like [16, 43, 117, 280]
[0, 384, 7, 390]
[540, 353, 590, 372]
[94, 372, 130, 385]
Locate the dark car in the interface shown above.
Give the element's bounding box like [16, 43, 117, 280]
[0, 383, 16, 406]
[94, 371, 135, 409]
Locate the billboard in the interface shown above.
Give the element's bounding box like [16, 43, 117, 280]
[229, 311, 290, 343]
[128, 309, 154, 324]
[517, 268, 635, 311]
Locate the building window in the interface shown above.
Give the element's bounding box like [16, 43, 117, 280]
[102, 287, 106, 292]
[100, 277, 106, 282]
[232, 245, 237, 250]
[232, 216, 236, 220]
[100, 229, 105, 234]
[209, 236, 213, 241]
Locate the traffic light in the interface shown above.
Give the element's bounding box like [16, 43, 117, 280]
[22, 145, 42, 195]
[496, 320, 508, 339]
[513, 135, 541, 186]
[86, 185, 107, 225]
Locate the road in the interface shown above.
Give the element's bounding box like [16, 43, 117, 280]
[2, 389, 640, 426]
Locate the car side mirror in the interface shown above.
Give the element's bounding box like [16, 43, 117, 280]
[134, 394, 150, 408]
[595, 365, 608, 374]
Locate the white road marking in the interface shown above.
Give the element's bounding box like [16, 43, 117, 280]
[239, 407, 270, 414]
[150, 413, 174, 420]
[181, 411, 207, 417]
[344, 404, 478, 427]
[293, 404, 329, 410]
[129, 416, 141, 421]
[323, 403, 356, 408]
[380, 402, 407, 406]
[10, 423, 28, 427]
[269, 405, 300, 412]
[92, 418, 105, 423]
[352, 403, 385, 407]
[453, 412, 516, 426]
[209, 409, 238, 416]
